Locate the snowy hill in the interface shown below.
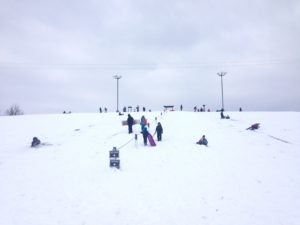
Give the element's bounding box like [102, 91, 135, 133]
[0, 111, 300, 225]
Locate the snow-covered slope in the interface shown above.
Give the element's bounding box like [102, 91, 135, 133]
[0, 111, 299, 225]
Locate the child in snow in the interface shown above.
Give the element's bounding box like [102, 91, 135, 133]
[31, 137, 41, 147]
[197, 135, 208, 146]
[154, 122, 163, 141]
[140, 115, 147, 131]
[141, 126, 149, 146]
[246, 123, 260, 130]
[220, 109, 230, 119]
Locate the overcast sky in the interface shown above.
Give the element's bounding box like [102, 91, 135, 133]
[0, 0, 299, 114]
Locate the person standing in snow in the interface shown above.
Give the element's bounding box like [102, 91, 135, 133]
[140, 115, 147, 131]
[141, 126, 149, 146]
[154, 122, 163, 141]
[196, 135, 208, 146]
[220, 109, 225, 119]
[127, 114, 134, 134]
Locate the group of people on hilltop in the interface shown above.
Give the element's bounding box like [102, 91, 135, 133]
[121, 106, 150, 113]
[99, 107, 108, 113]
[193, 106, 210, 112]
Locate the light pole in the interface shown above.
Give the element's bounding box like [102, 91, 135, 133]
[217, 72, 226, 110]
[113, 75, 122, 112]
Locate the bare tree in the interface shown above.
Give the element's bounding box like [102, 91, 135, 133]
[6, 104, 24, 116]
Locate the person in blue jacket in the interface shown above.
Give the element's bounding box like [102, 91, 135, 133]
[197, 135, 208, 146]
[141, 126, 149, 146]
[140, 115, 147, 131]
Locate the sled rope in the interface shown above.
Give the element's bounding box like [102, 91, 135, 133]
[268, 135, 291, 144]
[118, 137, 134, 150]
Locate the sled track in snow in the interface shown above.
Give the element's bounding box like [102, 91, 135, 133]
[268, 135, 290, 144]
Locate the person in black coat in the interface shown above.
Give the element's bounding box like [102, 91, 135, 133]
[154, 122, 163, 141]
[220, 109, 225, 119]
[127, 114, 134, 134]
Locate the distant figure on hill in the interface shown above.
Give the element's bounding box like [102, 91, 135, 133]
[127, 114, 134, 134]
[246, 123, 260, 130]
[220, 109, 230, 119]
[196, 135, 208, 146]
[220, 109, 225, 118]
[180, 104, 183, 111]
[154, 122, 163, 141]
[31, 137, 41, 147]
[239, 107, 242, 112]
[141, 126, 149, 146]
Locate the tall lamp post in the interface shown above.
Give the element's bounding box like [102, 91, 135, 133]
[113, 75, 122, 112]
[217, 72, 226, 110]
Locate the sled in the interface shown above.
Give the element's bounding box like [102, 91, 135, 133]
[148, 134, 156, 146]
[122, 119, 139, 126]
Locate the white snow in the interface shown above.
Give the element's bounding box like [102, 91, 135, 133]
[0, 111, 300, 225]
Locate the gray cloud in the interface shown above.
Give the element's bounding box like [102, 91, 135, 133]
[0, 0, 300, 114]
